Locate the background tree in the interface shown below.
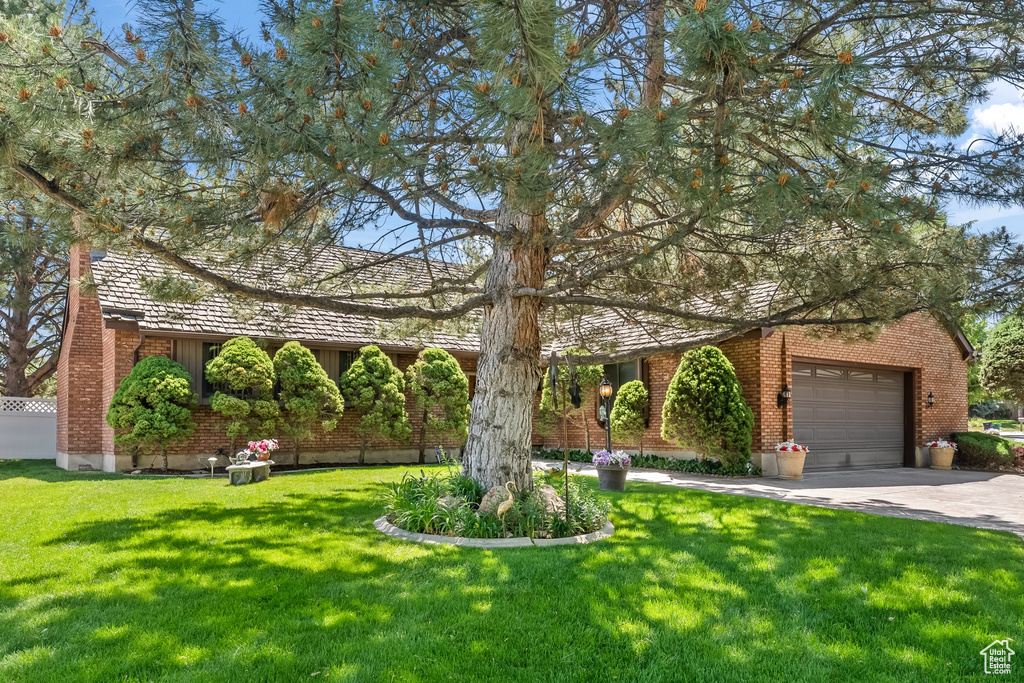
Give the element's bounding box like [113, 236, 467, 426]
[981, 313, 1024, 407]
[406, 347, 470, 464]
[537, 350, 604, 452]
[0, 202, 68, 397]
[274, 341, 343, 466]
[205, 336, 279, 453]
[4, 1, 1024, 490]
[610, 380, 650, 455]
[105, 356, 198, 470]
[964, 315, 989, 407]
[340, 345, 412, 465]
[662, 346, 753, 473]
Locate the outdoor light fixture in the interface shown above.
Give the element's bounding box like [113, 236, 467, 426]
[208, 456, 218, 478]
[927, 392, 935, 408]
[777, 384, 792, 408]
[599, 378, 614, 451]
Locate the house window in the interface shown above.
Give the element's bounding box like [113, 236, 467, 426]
[339, 350, 356, 377]
[603, 359, 641, 394]
[599, 359, 649, 425]
[201, 342, 223, 399]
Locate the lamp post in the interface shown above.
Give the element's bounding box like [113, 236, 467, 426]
[599, 378, 614, 452]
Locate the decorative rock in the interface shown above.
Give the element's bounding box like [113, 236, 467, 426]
[535, 485, 566, 517]
[130, 470, 142, 475]
[437, 494, 462, 510]
[478, 485, 509, 515]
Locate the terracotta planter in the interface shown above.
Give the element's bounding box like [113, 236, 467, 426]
[776, 450, 807, 480]
[596, 465, 629, 492]
[929, 446, 955, 470]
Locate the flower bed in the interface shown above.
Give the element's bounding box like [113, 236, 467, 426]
[533, 449, 760, 476]
[381, 468, 610, 540]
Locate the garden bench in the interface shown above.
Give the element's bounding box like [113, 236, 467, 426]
[226, 460, 274, 485]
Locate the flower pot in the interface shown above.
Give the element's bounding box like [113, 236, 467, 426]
[929, 446, 955, 470]
[596, 465, 628, 492]
[776, 450, 807, 480]
[257, 451, 270, 461]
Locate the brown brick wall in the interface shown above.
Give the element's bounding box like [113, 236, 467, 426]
[58, 244, 966, 470]
[757, 313, 968, 452]
[56, 245, 105, 458]
[532, 313, 968, 461]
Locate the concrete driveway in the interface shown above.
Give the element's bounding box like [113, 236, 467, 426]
[541, 461, 1024, 539]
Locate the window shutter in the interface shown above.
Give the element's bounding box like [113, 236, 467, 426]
[176, 340, 204, 402]
[319, 349, 339, 381]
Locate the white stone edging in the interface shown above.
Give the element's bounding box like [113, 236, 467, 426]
[373, 516, 614, 548]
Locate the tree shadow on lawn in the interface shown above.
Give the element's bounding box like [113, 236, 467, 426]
[1, 477, 1022, 682]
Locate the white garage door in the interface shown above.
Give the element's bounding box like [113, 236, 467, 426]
[792, 362, 905, 471]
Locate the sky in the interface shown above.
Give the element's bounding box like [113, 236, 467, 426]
[89, 1, 1024, 239]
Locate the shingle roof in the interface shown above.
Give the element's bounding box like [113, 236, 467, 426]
[91, 247, 482, 353]
[92, 247, 784, 357]
[546, 284, 782, 356]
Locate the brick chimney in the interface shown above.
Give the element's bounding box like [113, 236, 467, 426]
[55, 244, 106, 471]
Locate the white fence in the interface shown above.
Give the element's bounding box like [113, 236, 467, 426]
[0, 397, 58, 459]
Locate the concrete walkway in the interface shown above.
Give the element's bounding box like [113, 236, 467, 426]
[538, 460, 1024, 539]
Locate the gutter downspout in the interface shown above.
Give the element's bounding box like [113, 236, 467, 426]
[132, 333, 146, 365]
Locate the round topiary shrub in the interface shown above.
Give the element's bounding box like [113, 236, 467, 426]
[406, 347, 471, 463]
[105, 356, 198, 469]
[205, 336, 279, 451]
[610, 380, 649, 453]
[274, 341, 343, 465]
[661, 346, 754, 473]
[340, 345, 412, 464]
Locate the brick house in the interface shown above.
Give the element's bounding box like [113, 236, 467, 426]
[57, 245, 973, 474]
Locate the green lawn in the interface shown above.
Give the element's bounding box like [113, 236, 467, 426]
[1, 461, 1021, 682]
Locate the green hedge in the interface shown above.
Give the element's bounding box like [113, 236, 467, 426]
[950, 432, 1015, 467]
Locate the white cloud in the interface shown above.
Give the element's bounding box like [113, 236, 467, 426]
[972, 102, 1024, 136]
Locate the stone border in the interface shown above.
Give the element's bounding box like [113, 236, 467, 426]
[373, 516, 614, 548]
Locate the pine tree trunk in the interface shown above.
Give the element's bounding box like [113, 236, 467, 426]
[161, 446, 169, 471]
[463, 205, 547, 492]
[358, 434, 366, 466]
[292, 440, 300, 467]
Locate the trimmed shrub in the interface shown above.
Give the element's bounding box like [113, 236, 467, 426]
[951, 432, 1015, 468]
[982, 313, 1024, 405]
[274, 341, 343, 465]
[661, 346, 754, 473]
[340, 345, 412, 464]
[105, 356, 198, 469]
[610, 380, 649, 453]
[205, 336, 279, 451]
[406, 348, 471, 463]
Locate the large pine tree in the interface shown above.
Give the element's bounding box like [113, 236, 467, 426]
[2, 0, 1024, 489]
